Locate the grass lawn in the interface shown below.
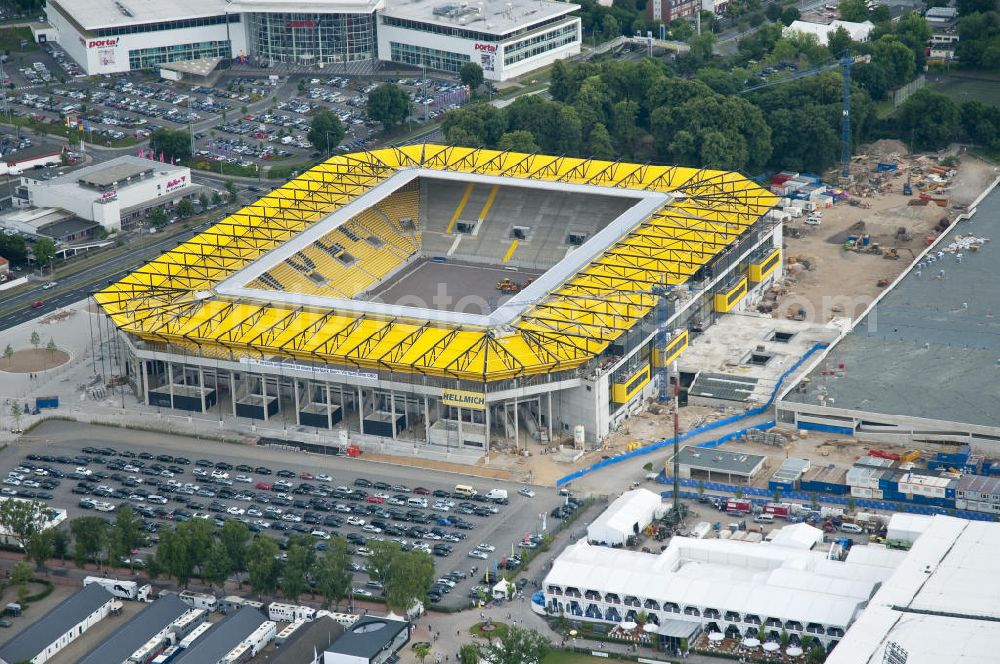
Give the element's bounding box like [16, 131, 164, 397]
[542, 652, 632, 664]
[927, 72, 1000, 107]
[0, 27, 36, 52]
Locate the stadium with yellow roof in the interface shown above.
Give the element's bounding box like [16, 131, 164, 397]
[95, 144, 782, 450]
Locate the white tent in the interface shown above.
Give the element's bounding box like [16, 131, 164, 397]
[493, 579, 514, 600]
[586, 488, 663, 546]
[783, 20, 874, 46]
[770, 523, 823, 550]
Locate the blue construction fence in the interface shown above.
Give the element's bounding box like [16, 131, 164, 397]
[554, 343, 829, 486]
[655, 475, 996, 523]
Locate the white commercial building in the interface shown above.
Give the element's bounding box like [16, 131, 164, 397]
[586, 488, 664, 546]
[44, 0, 579, 81]
[45, 0, 247, 75]
[22, 156, 196, 232]
[829, 515, 1000, 664]
[543, 532, 902, 648]
[784, 20, 874, 46]
[378, 0, 581, 81]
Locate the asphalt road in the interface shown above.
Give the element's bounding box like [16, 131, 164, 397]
[0, 218, 216, 330]
[3, 420, 566, 608]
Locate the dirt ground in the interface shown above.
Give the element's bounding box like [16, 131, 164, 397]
[776, 148, 997, 324]
[0, 348, 70, 373]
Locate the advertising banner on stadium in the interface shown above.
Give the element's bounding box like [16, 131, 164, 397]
[441, 389, 487, 410]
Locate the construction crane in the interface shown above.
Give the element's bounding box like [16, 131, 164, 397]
[740, 51, 871, 181]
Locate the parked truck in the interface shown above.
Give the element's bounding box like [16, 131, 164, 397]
[485, 489, 508, 504]
[763, 502, 791, 519]
[725, 498, 752, 514]
[84, 576, 152, 602]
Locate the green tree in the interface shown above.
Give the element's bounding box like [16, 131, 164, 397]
[25, 529, 52, 571]
[220, 520, 251, 582]
[384, 549, 435, 612]
[71, 516, 109, 566]
[839, 0, 870, 22]
[460, 644, 481, 664]
[11, 560, 32, 605]
[202, 539, 232, 590]
[366, 83, 411, 129]
[112, 506, 146, 566]
[225, 180, 236, 202]
[958, 0, 997, 14]
[45, 337, 56, 356]
[308, 110, 346, 154]
[0, 499, 44, 550]
[0, 232, 28, 265]
[827, 26, 853, 56]
[366, 540, 401, 586]
[413, 643, 431, 664]
[961, 100, 1000, 150]
[3, 344, 12, 365]
[313, 536, 353, 609]
[587, 123, 615, 160]
[149, 128, 192, 162]
[898, 88, 960, 150]
[29, 331, 39, 351]
[211, 190, 223, 206]
[247, 535, 282, 598]
[281, 536, 316, 602]
[177, 199, 194, 219]
[611, 99, 639, 155]
[148, 208, 168, 229]
[480, 626, 551, 664]
[51, 528, 70, 562]
[156, 527, 193, 586]
[497, 130, 539, 153]
[780, 6, 801, 26]
[460, 62, 485, 91]
[32, 238, 56, 274]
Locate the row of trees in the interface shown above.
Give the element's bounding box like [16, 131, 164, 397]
[439, 4, 980, 173]
[20, 510, 435, 611]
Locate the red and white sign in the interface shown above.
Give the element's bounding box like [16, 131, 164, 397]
[166, 175, 187, 192]
[87, 38, 120, 49]
[474, 43, 497, 53]
[99, 189, 118, 202]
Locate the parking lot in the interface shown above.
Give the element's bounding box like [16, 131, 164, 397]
[0, 421, 570, 608]
[0, 38, 467, 166]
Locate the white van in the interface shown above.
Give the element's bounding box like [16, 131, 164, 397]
[840, 522, 864, 533]
[485, 489, 508, 503]
[454, 485, 477, 497]
[752, 514, 774, 524]
[407, 496, 428, 508]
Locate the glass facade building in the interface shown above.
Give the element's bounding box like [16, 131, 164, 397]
[245, 12, 376, 65]
[389, 42, 469, 73]
[128, 40, 231, 70]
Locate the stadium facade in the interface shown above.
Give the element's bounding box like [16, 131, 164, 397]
[43, 0, 580, 80]
[95, 145, 781, 450]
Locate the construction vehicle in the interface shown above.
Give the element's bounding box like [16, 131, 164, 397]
[496, 278, 520, 294]
[903, 171, 912, 196]
[883, 248, 900, 260]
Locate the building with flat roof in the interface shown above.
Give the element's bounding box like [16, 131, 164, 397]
[778, 184, 1000, 444]
[44, 0, 247, 75]
[44, 0, 577, 80]
[828, 515, 1000, 663]
[377, 0, 581, 80]
[22, 155, 197, 232]
[670, 445, 768, 484]
[173, 606, 274, 664]
[270, 616, 346, 664]
[324, 615, 410, 664]
[0, 583, 114, 664]
[75, 595, 190, 664]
